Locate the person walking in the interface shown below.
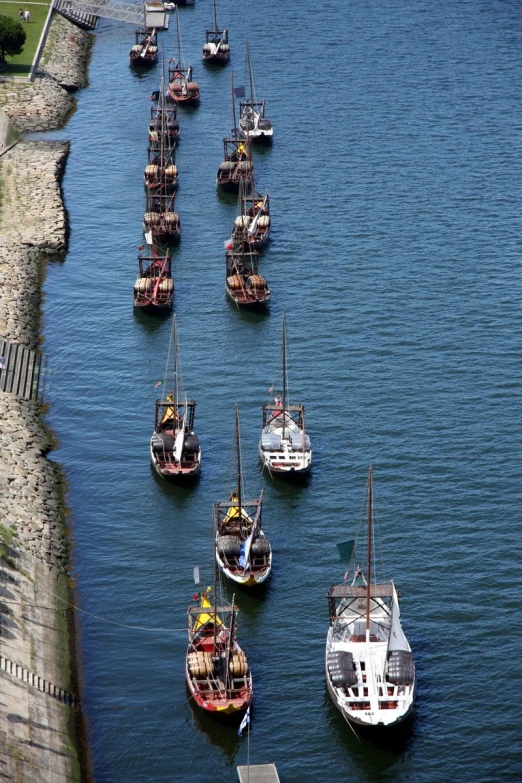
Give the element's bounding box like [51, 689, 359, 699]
[18, 8, 24, 21]
[24, 9, 30, 23]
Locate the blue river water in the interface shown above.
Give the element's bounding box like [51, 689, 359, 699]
[38, 0, 522, 780]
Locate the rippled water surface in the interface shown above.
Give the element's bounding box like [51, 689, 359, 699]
[39, 0, 522, 780]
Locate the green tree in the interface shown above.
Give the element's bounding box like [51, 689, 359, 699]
[0, 15, 26, 64]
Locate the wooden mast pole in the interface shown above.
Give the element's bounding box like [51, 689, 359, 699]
[282, 315, 287, 441]
[173, 315, 178, 408]
[366, 466, 373, 643]
[235, 404, 243, 537]
[213, 0, 218, 33]
[231, 72, 237, 137]
[213, 504, 218, 653]
[247, 41, 254, 103]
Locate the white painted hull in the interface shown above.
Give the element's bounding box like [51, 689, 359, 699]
[258, 441, 311, 474]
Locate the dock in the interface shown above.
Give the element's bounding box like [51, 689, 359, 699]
[237, 764, 281, 783]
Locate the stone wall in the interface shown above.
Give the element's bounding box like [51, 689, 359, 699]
[0, 14, 93, 132]
[0, 14, 94, 783]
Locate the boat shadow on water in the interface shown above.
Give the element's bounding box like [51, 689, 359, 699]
[225, 295, 270, 321]
[324, 686, 417, 763]
[150, 462, 200, 500]
[133, 306, 172, 330]
[187, 687, 245, 763]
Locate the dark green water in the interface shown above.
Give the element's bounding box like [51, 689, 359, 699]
[40, 0, 522, 780]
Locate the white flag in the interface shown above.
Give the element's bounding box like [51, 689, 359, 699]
[238, 705, 250, 736]
[193, 566, 200, 585]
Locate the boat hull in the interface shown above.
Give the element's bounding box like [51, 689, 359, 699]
[133, 298, 172, 316]
[216, 550, 271, 587]
[258, 443, 311, 475]
[325, 671, 415, 729]
[150, 444, 201, 481]
[225, 284, 270, 309]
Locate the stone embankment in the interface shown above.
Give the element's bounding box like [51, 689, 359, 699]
[0, 13, 93, 783]
[0, 14, 92, 132]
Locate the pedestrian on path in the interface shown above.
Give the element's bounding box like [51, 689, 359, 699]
[24, 9, 30, 23]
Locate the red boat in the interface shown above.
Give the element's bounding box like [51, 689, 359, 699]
[186, 588, 252, 715]
[168, 7, 200, 106]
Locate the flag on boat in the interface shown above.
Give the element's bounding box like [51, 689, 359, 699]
[154, 380, 162, 388]
[238, 706, 250, 736]
[224, 238, 233, 250]
[267, 386, 273, 393]
[233, 85, 246, 98]
[193, 565, 200, 585]
[138, 245, 144, 250]
[337, 540, 355, 564]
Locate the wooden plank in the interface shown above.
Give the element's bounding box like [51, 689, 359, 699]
[0, 338, 41, 400]
[237, 764, 280, 783]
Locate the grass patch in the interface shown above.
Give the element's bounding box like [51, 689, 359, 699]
[0, 2, 51, 76]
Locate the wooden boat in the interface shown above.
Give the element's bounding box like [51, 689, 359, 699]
[145, 78, 179, 194]
[238, 44, 273, 145]
[186, 587, 252, 715]
[225, 243, 269, 308]
[217, 76, 254, 191]
[259, 316, 311, 475]
[231, 179, 270, 253]
[202, 0, 229, 64]
[150, 315, 201, 480]
[215, 405, 272, 587]
[143, 192, 181, 245]
[129, 28, 158, 68]
[168, 7, 200, 105]
[133, 245, 173, 314]
[216, 136, 253, 192]
[148, 87, 180, 150]
[326, 467, 416, 729]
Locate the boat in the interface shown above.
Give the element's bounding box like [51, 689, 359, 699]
[238, 43, 273, 145]
[143, 192, 181, 245]
[129, 27, 158, 68]
[231, 179, 270, 253]
[133, 244, 173, 314]
[202, 0, 229, 65]
[325, 467, 416, 729]
[186, 586, 253, 715]
[150, 315, 201, 479]
[168, 7, 200, 106]
[225, 242, 270, 309]
[145, 79, 179, 194]
[215, 405, 272, 587]
[216, 75, 254, 191]
[259, 316, 311, 475]
[216, 136, 253, 192]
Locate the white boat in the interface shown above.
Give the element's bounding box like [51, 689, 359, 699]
[215, 405, 272, 587]
[150, 315, 201, 480]
[238, 43, 273, 145]
[259, 316, 311, 475]
[325, 467, 416, 729]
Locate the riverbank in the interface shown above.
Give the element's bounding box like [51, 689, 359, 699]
[0, 12, 93, 783]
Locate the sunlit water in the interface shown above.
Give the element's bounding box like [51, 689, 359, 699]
[38, 0, 522, 780]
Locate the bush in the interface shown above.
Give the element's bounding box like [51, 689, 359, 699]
[0, 14, 26, 63]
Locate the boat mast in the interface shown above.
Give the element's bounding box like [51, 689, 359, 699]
[366, 466, 373, 643]
[213, 508, 218, 653]
[235, 403, 243, 536]
[231, 72, 237, 137]
[213, 0, 218, 32]
[246, 42, 255, 103]
[175, 6, 182, 68]
[282, 315, 287, 440]
[173, 315, 179, 409]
